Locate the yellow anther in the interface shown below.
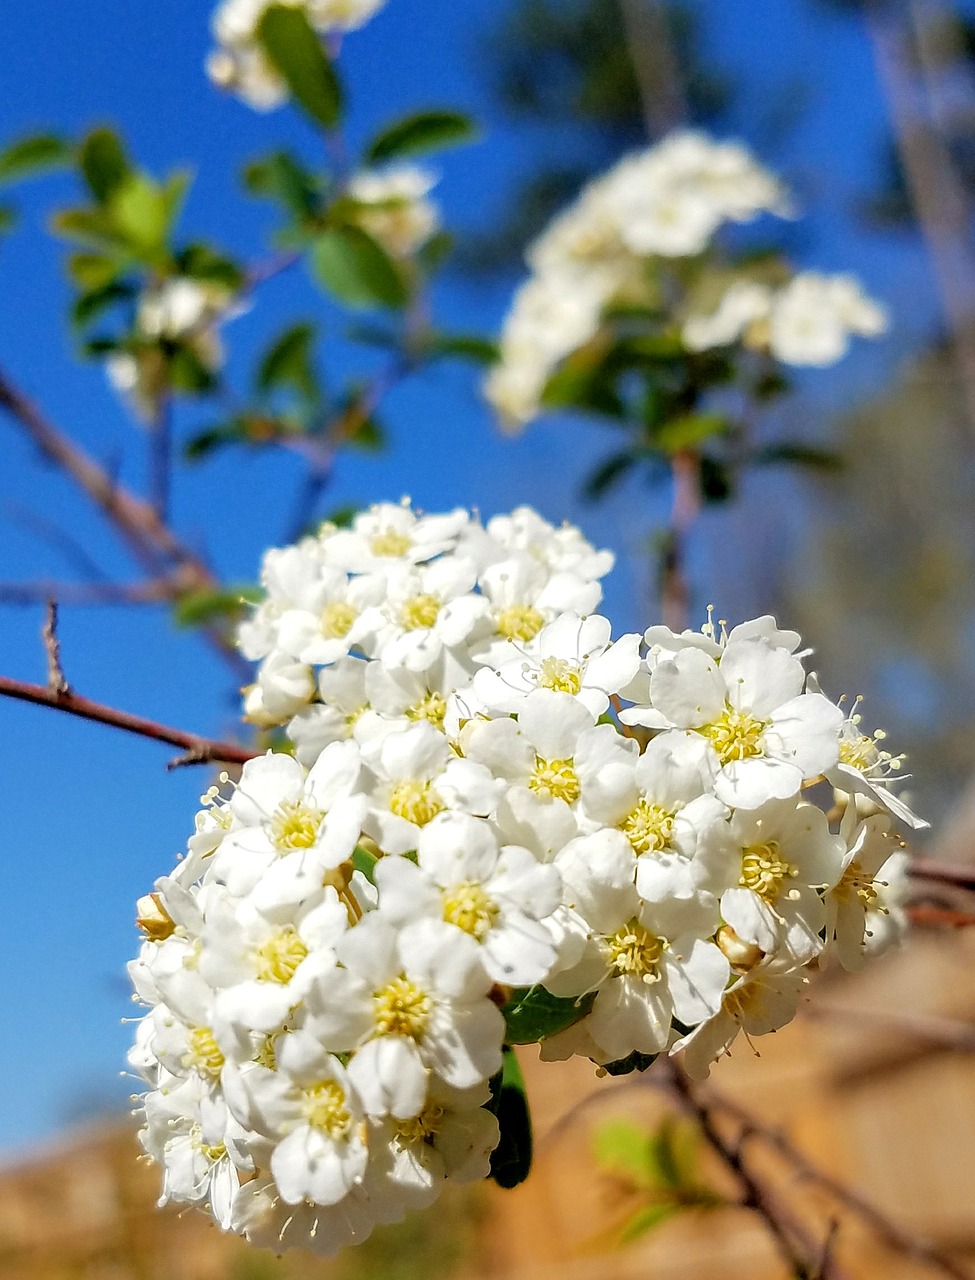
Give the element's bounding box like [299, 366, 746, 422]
[389, 778, 445, 827]
[302, 1080, 352, 1137]
[703, 705, 768, 764]
[400, 594, 440, 631]
[497, 604, 544, 643]
[621, 799, 675, 855]
[183, 1027, 225, 1080]
[373, 976, 431, 1039]
[396, 1104, 445, 1145]
[442, 882, 499, 940]
[536, 657, 582, 695]
[406, 691, 447, 729]
[607, 920, 667, 982]
[320, 600, 357, 639]
[739, 841, 797, 902]
[529, 756, 581, 804]
[254, 928, 309, 984]
[269, 799, 324, 852]
[370, 530, 412, 558]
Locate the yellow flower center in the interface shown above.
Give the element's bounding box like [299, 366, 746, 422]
[269, 799, 325, 852]
[302, 1080, 352, 1137]
[621, 799, 676, 855]
[497, 604, 544, 643]
[400, 593, 441, 631]
[407, 691, 447, 729]
[396, 1104, 445, 1146]
[254, 1032, 281, 1071]
[442, 882, 499, 940]
[607, 920, 667, 982]
[389, 779, 445, 827]
[373, 976, 432, 1039]
[835, 859, 880, 910]
[320, 600, 358, 639]
[191, 1127, 228, 1164]
[183, 1027, 225, 1080]
[529, 755, 580, 804]
[371, 529, 412, 558]
[739, 841, 797, 902]
[536, 657, 582, 695]
[253, 928, 309, 983]
[703, 704, 768, 764]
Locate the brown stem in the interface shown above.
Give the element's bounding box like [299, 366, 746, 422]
[42, 600, 69, 696]
[618, 0, 688, 137]
[0, 579, 175, 606]
[660, 449, 700, 631]
[0, 674, 257, 767]
[907, 904, 975, 928]
[665, 1060, 839, 1278]
[709, 1087, 972, 1280]
[908, 859, 975, 891]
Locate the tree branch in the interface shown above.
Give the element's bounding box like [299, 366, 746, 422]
[0, 579, 175, 606]
[0, 674, 257, 767]
[908, 859, 975, 892]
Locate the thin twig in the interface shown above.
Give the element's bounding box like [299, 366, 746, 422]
[908, 860, 975, 892]
[0, 674, 257, 767]
[808, 1001, 975, 1053]
[618, 0, 687, 137]
[907, 904, 975, 929]
[0, 579, 174, 606]
[42, 600, 69, 696]
[710, 1088, 972, 1280]
[665, 1059, 834, 1279]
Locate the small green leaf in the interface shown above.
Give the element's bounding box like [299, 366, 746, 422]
[257, 5, 343, 130]
[502, 986, 595, 1045]
[426, 332, 499, 364]
[699, 456, 733, 504]
[650, 1118, 685, 1191]
[346, 413, 385, 451]
[79, 128, 131, 203]
[184, 418, 254, 460]
[51, 206, 127, 249]
[173, 584, 262, 628]
[583, 451, 635, 500]
[169, 345, 217, 394]
[618, 1203, 679, 1244]
[0, 133, 72, 186]
[600, 1051, 658, 1077]
[177, 242, 245, 290]
[365, 109, 478, 165]
[487, 1049, 532, 1190]
[653, 413, 727, 454]
[751, 442, 843, 471]
[70, 280, 133, 330]
[311, 225, 407, 309]
[110, 174, 172, 257]
[592, 1118, 656, 1187]
[243, 149, 322, 220]
[67, 251, 123, 290]
[351, 845, 379, 884]
[0, 204, 16, 235]
[257, 322, 318, 399]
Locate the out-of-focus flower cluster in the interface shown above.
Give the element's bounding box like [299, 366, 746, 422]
[485, 131, 887, 429]
[207, 0, 387, 109]
[130, 500, 922, 1257]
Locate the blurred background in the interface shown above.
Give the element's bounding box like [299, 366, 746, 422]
[2, 0, 975, 1275]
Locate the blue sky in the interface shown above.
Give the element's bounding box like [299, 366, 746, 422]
[0, 0, 944, 1154]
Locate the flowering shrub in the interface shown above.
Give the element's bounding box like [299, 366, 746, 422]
[129, 499, 923, 1256]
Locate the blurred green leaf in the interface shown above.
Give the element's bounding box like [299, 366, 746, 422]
[51, 206, 127, 249]
[173, 584, 262, 628]
[184, 418, 254, 460]
[417, 228, 453, 274]
[346, 413, 385, 451]
[70, 280, 132, 330]
[592, 1118, 656, 1187]
[0, 133, 72, 186]
[583, 451, 635, 499]
[365, 109, 479, 164]
[351, 844, 379, 884]
[257, 5, 343, 130]
[258, 322, 319, 400]
[654, 412, 727, 454]
[751, 441, 843, 471]
[0, 204, 16, 235]
[110, 173, 176, 258]
[243, 149, 322, 221]
[178, 242, 245, 289]
[488, 1049, 532, 1189]
[426, 332, 499, 364]
[67, 251, 123, 290]
[699, 455, 733, 503]
[169, 345, 217, 394]
[79, 128, 131, 203]
[311, 225, 407, 309]
[617, 1203, 679, 1244]
[502, 985, 595, 1044]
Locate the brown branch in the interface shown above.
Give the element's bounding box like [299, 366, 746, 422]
[0, 579, 174, 606]
[659, 449, 700, 632]
[665, 1060, 841, 1279]
[619, 0, 687, 137]
[0, 674, 257, 767]
[908, 859, 975, 892]
[709, 1087, 972, 1280]
[807, 1001, 975, 1053]
[907, 904, 975, 929]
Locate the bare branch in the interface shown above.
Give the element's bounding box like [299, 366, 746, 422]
[809, 1000, 975, 1053]
[709, 1087, 972, 1280]
[0, 579, 173, 606]
[0, 674, 257, 766]
[907, 903, 975, 929]
[908, 859, 975, 892]
[42, 600, 69, 696]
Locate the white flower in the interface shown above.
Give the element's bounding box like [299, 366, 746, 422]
[375, 812, 562, 984]
[323, 500, 471, 573]
[472, 612, 641, 719]
[347, 166, 440, 258]
[360, 558, 487, 672]
[826, 812, 909, 971]
[767, 272, 887, 366]
[622, 637, 844, 809]
[682, 280, 773, 351]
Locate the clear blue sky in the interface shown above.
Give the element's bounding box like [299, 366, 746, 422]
[0, 0, 941, 1154]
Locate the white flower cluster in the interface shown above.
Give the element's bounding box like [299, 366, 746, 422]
[485, 131, 885, 429]
[207, 0, 387, 109]
[682, 272, 888, 367]
[347, 166, 440, 259]
[130, 501, 922, 1257]
[107, 277, 239, 422]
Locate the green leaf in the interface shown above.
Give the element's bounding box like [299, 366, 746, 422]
[311, 225, 407, 309]
[51, 206, 127, 249]
[110, 174, 173, 257]
[173, 584, 262, 628]
[66, 251, 123, 290]
[600, 1051, 658, 1077]
[169, 345, 217, 394]
[487, 1049, 532, 1189]
[651, 1118, 686, 1191]
[243, 150, 322, 220]
[351, 845, 379, 884]
[0, 204, 16, 236]
[751, 442, 843, 471]
[653, 413, 727, 454]
[70, 280, 133, 330]
[426, 332, 499, 364]
[177, 242, 245, 290]
[257, 322, 318, 399]
[416, 228, 453, 274]
[592, 1118, 656, 1187]
[617, 1203, 679, 1244]
[583, 451, 635, 500]
[699, 456, 733, 504]
[502, 985, 595, 1045]
[346, 413, 385, 451]
[79, 128, 131, 203]
[0, 133, 72, 186]
[184, 418, 253, 460]
[365, 109, 478, 165]
[257, 5, 343, 130]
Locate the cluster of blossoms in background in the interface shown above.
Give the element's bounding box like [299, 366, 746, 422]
[129, 500, 923, 1257]
[485, 131, 887, 429]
